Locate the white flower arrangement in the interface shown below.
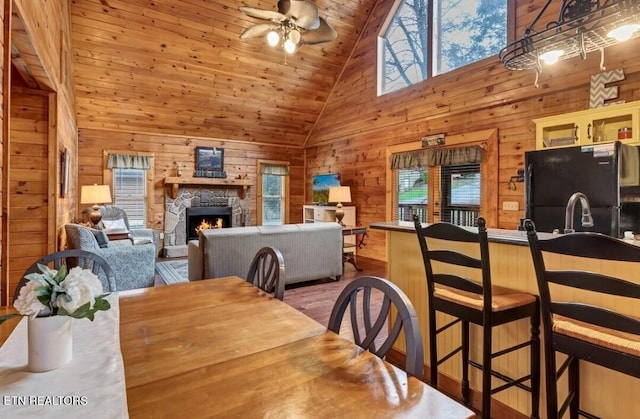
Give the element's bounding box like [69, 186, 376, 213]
[0, 264, 111, 324]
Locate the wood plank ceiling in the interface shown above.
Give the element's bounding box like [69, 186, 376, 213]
[70, 0, 377, 147]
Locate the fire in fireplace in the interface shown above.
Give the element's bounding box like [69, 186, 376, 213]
[186, 206, 232, 240]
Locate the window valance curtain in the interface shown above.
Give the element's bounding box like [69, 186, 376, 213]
[390, 150, 429, 169]
[107, 154, 151, 170]
[261, 163, 289, 176]
[426, 145, 482, 166]
[391, 146, 483, 169]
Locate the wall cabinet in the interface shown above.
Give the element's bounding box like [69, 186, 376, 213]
[303, 204, 356, 250]
[534, 100, 640, 149]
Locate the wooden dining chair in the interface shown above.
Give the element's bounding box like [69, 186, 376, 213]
[327, 275, 424, 380]
[246, 246, 286, 300]
[525, 219, 640, 419]
[414, 215, 540, 418]
[13, 249, 116, 303]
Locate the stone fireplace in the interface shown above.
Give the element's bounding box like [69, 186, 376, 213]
[163, 187, 250, 258]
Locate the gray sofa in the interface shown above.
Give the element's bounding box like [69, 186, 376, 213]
[188, 223, 343, 284]
[65, 224, 156, 291]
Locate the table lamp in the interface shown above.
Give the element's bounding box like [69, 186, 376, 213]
[81, 184, 112, 227]
[328, 186, 351, 226]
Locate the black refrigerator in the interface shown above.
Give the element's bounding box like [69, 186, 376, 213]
[524, 142, 622, 237]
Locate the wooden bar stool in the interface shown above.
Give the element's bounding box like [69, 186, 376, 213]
[414, 215, 540, 418]
[525, 219, 640, 419]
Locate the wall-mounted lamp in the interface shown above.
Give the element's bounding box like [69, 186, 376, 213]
[508, 169, 525, 191]
[499, 1, 640, 85]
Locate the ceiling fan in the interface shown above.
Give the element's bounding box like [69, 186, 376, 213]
[239, 0, 337, 54]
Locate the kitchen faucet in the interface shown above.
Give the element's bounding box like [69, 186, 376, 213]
[564, 192, 594, 233]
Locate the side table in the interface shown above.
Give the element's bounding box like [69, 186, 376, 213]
[105, 228, 130, 241]
[342, 226, 368, 271]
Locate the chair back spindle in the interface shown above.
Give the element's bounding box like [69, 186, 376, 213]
[328, 276, 424, 380]
[246, 246, 286, 300]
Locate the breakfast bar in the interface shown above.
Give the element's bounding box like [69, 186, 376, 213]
[371, 221, 640, 418]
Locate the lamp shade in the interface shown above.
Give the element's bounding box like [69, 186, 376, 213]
[80, 184, 112, 205]
[329, 186, 351, 203]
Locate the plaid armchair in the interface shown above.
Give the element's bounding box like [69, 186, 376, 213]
[82, 205, 160, 253]
[65, 224, 156, 291]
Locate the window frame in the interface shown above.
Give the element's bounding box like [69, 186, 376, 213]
[256, 160, 290, 226]
[377, 0, 515, 96]
[394, 167, 428, 222]
[386, 129, 498, 226]
[111, 167, 148, 228]
[440, 163, 481, 226]
[102, 150, 154, 229]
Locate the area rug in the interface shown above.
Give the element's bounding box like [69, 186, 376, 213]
[155, 259, 189, 285]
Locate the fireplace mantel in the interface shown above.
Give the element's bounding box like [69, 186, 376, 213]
[164, 177, 253, 199]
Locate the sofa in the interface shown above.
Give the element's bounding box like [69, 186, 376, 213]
[188, 223, 343, 284]
[65, 224, 156, 291]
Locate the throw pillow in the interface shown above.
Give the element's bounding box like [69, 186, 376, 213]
[102, 218, 127, 230]
[89, 228, 110, 248]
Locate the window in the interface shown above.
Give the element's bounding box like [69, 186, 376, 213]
[386, 130, 497, 227]
[112, 168, 147, 228]
[257, 161, 289, 225]
[395, 168, 428, 222]
[440, 164, 480, 226]
[262, 174, 285, 225]
[379, 0, 508, 95]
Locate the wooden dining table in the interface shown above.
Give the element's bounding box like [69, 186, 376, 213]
[0, 277, 474, 418]
[118, 277, 475, 418]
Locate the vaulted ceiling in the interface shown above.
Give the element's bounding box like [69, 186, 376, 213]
[69, 0, 378, 147]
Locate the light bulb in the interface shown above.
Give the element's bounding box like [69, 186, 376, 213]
[284, 38, 296, 54]
[266, 31, 280, 47]
[288, 29, 301, 45]
[608, 24, 640, 42]
[539, 49, 564, 65]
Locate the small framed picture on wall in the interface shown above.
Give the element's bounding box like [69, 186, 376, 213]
[60, 148, 70, 197]
[194, 147, 225, 178]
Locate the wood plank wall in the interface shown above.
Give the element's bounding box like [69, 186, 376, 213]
[69, 0, 369, 148]
[7, 81, 49, 303]
[2, 0, 76, 303]
[305, 0, 640, 262]
[0, 0, 7, 305]
[77, 128, 305, 240]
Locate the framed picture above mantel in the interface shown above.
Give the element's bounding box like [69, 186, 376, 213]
[194, 147, 226, 178]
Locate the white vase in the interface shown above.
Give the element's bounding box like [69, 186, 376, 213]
[27, 315, 73, 372]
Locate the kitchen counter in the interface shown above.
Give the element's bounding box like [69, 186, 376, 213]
[372, 220, 640, 418]
[370, 220, 640, 246]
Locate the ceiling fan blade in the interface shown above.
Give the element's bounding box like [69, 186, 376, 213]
[277, 0, 320, 30]
[301, 17, 336, 45]
[239, 6, 286, 23]
[240, 24, 277, 40]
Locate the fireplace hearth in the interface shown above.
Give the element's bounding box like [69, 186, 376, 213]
[163, 186, 249, 258]
[186, 206, 232, 241]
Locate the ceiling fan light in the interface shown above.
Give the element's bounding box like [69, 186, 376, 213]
[539, 49, 564, 65]
[288, 29, 301, 45]
[608, 24, 640, 42]
[284, 38, 297, 54]
[266, 30, 280, 47]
